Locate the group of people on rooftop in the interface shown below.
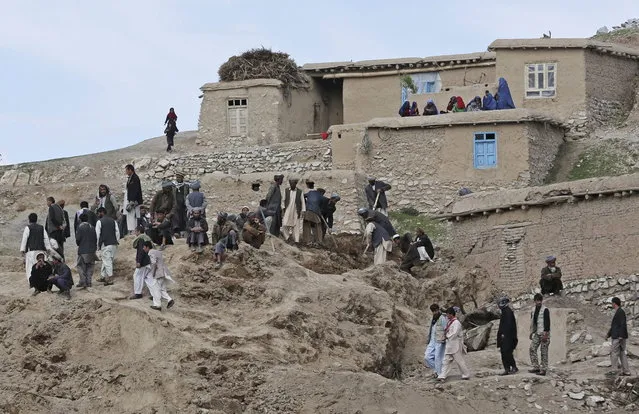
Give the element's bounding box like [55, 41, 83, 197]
[399, 77, 516, 117]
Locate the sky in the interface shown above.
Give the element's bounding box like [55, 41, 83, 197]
[1, 0, 637, 165]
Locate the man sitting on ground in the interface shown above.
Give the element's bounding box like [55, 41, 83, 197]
[186, 208, 209, 253]
[540, 256, 563, 295]
[49, 256, 73, 299]
[146, 211, 173, 249]
[211, 212, 238, 269]
[30, 253, 53, 296]
[399, 228, 435, 275]
[242, 212, 266, 249]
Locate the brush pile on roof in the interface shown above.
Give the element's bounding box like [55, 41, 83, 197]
[218, 47, 309, 89]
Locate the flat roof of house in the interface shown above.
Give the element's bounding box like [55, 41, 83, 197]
[489, 38, 639, 59]
[362, 108, 566, 130]
[438, 172, 639, 220]
[200, 78, 283, 92]
[302, 52, 496, 75]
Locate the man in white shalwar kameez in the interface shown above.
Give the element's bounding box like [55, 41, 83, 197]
[142, 241, 175, 311]
[364, 218, 392, 265]
[20, 213, 53, 281]
[438, 307, 471, 382]
[281, 179, 305, 243]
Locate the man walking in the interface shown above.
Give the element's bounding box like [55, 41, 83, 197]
[529, 293, 551, 376]
[130, 225, 152, 299]
[20, 213, 52, 281]
[45, 197, 66, 259]
[437, 307, 471, 382]
[124, 164, 143, 235]
[96, 207, 119, 286]
[497, 297, 519, 375]
[143, 241, 175, 311]
[265, 174, 284, 236]
[606, 297, 631, 376]
[282, 178, 305, 242]
[365, 177, 392, 216]
[424, 304, 447, 378]
[75, 213, 97, 289]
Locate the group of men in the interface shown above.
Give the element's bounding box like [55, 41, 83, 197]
[424, 293, 632, 382]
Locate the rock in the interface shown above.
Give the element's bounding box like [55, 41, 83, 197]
[568, 391, 585, 400]
[570, 332, 583, 344]
[596, 360, 611, 367]
[15, 172, 30, 186]
[158, 159, 171, 169]
[586, 396, 605, 407]
[0, 170, 18, 186]
[464, 322, 492, 352]
[596, 26, 609, 34]
[78, 166, 93, 178]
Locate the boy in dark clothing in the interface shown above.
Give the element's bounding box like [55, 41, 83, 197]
[146, 211, 173, 249]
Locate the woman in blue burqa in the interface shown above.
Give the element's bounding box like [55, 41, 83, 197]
[482, 90, 497, 110]
[398, 101, 411, 117]
[496, 77, 516, 110]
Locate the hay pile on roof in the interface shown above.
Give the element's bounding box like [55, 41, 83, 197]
[218, 48, 309, 89]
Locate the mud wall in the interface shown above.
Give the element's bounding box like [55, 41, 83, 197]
[449, 194, 639, 294]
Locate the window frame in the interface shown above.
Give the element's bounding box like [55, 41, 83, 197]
[473, 132, 498, 169]
[227, 97, 248, 137]
[524, 62, 557, 99]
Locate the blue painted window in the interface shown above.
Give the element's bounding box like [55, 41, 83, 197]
[474, 132, 497, 169]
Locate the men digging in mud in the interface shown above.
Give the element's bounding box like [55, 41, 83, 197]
[365, 177, 391, 216]
[363, 213, 392, 265]
[20, 213, 53, 281]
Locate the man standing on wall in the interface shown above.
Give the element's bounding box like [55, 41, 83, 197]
[282, 178, 305, 243]
[540, 256, 563, 295]
[96, 207, 119, 286]
[365, 177, 392, 216]
[497, 297, 519, 375]
[606, 297, 631, 376]
[265, 174, 284, 236]
[124, 164, 143, 236]
[529, 293, 551, 376]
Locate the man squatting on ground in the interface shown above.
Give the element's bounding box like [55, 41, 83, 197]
[20, 213, 53, 281]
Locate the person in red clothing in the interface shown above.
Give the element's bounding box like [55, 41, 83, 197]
[164, 107, 178, 125]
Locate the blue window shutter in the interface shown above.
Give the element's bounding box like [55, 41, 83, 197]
[474, 142, 485, 168]
[486, 141, 496, 166]
[425, 81, 435, 93]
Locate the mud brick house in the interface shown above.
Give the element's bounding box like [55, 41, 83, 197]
[440, 173, 639, 293]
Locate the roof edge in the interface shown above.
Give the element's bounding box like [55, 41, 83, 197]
[201, 78, 283, 92]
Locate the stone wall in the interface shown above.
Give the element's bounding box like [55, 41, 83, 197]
[585, 50, 639, 127]
[448, 183, 639, 294]
[526, 121, 566, 185]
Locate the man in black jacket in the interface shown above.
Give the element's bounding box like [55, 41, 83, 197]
[96, 207, 119, 286]
[124, 164, 143, 235]
[497, 297, 518, 375]
[75, 213, 97, 289]
[46, 197, 66, 259]
[74, 201, 98, 233]
[58, 200, 71, 242]
[364, 177, 391, 216]
[606, 297, 631, 376]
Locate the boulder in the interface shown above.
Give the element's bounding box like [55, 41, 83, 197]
[464, 322, 492, 352]
[568, 391, 585, 400]
[586, 396, 605, 407]
[596, 26, 609, 34]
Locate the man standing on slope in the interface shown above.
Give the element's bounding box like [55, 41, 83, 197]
[265, 174, 284, 236]
[529, 293, 551, 376]
[130, 225, 152, 299]
[20, 213, 53, 281]
[282, 178, 305, 243]
[45, 197, 66, 259]
[424, 303, 447, 378]
[124, 164, 143, 236]
[75, 213, 97, 289]
[96, 207, 119, 286]
[497, 297, 519, 375]
[606, 296, 631, 376]
[437, 307, 471, 382]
